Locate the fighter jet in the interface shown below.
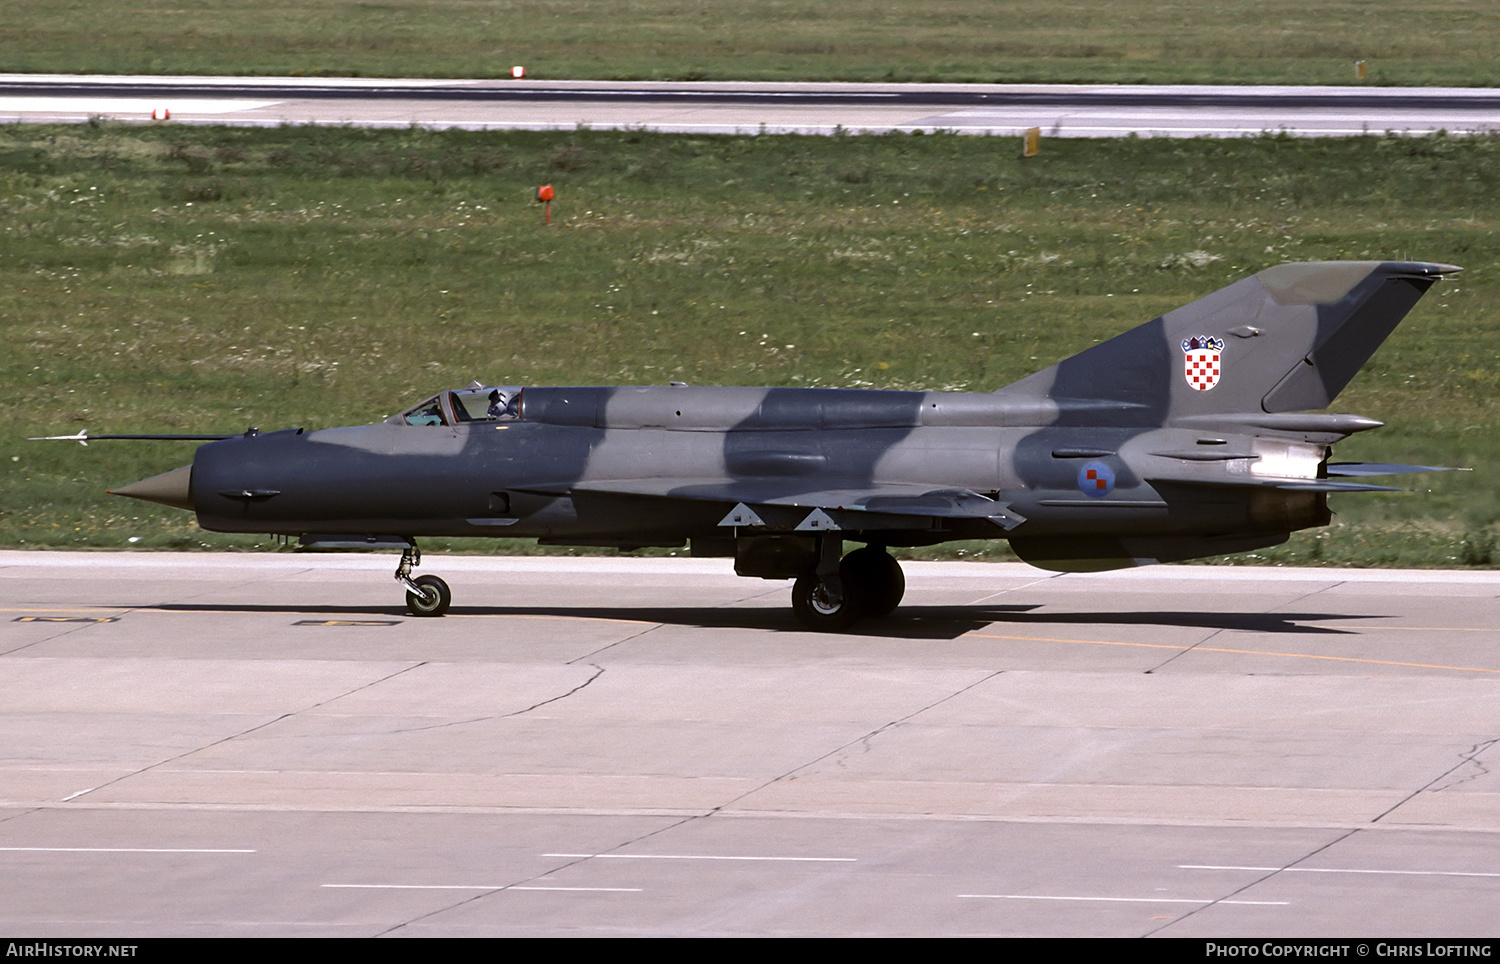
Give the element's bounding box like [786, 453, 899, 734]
[65, 260, 1458, 630]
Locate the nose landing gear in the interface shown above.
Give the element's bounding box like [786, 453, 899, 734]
[395, 545, 451, 617]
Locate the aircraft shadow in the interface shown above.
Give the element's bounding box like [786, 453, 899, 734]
[145, 602, 1381, 640]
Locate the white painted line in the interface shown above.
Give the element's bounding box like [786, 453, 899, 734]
[0, 97, 279, 114]
[544, 852, 856, 862]
[959, 894, 1288, 905]
[0, 847, 254, 853]
[0, 73, 474, 89]
[1182, 864, 1500, 878]
[322, 883, 641, 892]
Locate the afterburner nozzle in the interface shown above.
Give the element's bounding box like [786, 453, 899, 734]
[110, 464, 194, 512]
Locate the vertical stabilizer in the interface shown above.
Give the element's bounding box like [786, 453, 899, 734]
[999, 261, 1457, 426]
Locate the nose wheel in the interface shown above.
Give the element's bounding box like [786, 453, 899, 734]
[395, 545, 451, 617]
[405, 574, 451, 617]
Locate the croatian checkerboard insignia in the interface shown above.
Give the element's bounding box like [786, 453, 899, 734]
[1182, 335, 1224, 391]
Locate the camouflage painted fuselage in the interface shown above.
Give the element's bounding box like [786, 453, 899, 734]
[180, 260, 1455, 572]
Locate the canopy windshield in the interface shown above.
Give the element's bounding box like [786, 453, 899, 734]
[395, 386, 522, 426]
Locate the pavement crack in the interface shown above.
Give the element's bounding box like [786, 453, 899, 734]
[716, 669, 1007, 809]
[1372, 737, 1499, 822]
[1146, 827, 1362, 937]
[380, 664, 605, 733]
[378, 668, 606, 734]
[1429, 739, 1497, 791]
[504, 664, 605, 718]
[722, 582, 790, 609]
[175, 570, 313, 605]
[1142, 579, 1340, 673]
[58, 660, 428, 804]
[968, 570, 1067, 606]
[376, 808, 687, 938]
[1, 616, 120, 656]
[389, 666, 1014, 932]
[383, 715, 491, 734]
[1149, 737, 1500, 935]
[0, 807, 45, 827]
[567, 623, 662, 663]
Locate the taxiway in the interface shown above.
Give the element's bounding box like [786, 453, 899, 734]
[4, 75, 1500, 136]
[2, 551, 1497, 936]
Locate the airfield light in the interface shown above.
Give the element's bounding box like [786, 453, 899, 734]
[152, 107, 171, 122]
[512, 66, 526, 79]
[537, 184, 555, 224]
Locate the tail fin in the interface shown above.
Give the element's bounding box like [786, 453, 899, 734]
[999, 261, 1458, 426]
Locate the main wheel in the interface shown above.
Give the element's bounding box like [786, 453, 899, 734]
[792, 572, 861, 632]
[405, 574, 451, 617]
[842, 546, 905, 617]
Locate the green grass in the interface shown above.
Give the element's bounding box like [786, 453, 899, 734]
[1, 1, 1498, 86]
[0, 122, 1496, 566]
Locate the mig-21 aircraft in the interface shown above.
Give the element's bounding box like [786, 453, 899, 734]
[47, 260, 1459, 630]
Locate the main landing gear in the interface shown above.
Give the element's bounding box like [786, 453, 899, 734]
[790, 538, 905, 633]
[395, 544, 451, 617]
[385, 536, 902, 628]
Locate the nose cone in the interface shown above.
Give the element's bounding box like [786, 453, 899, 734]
[110, 464, 194, 512]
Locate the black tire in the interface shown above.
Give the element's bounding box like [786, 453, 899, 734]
[792, 572, 861, 632]
[406, 574, 451, 617]
[842, 546, 905, 617]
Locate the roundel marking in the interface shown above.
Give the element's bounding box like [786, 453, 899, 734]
[1077, 461, 1115, 498]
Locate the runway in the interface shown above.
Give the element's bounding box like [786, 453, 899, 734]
[2, 550, 1497, 936]
[4, 74, 1500, 136]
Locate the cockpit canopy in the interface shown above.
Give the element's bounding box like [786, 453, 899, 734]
[392, 386, 523, 427]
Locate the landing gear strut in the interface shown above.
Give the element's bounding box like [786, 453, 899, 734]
[790, 538, 905, 632]
[395, 544, 451, 617]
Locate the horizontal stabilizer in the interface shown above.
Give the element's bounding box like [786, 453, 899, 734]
[1326, 462, 1464, 477]
[1150, 475, 1404, 493]
[1172, 412, 1383, 440]
[1274, 480, 1405, 493]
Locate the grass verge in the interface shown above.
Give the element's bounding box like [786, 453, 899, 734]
[0, 1, 1498, 87]
[0, 122, 1495, 567]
